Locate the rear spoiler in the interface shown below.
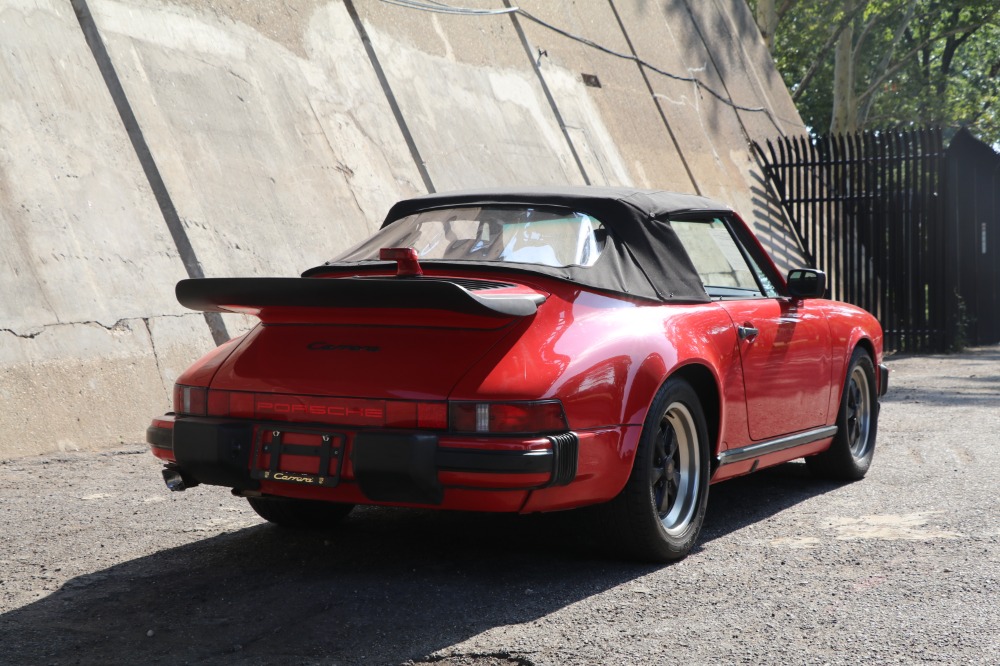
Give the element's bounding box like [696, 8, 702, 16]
[175, 277, 545, 318]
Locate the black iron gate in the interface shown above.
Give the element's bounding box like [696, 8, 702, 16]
[753, 127, 1000, 353]
[945, 129, 1000, 348]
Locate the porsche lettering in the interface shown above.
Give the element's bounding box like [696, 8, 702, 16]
[307, 342, 379, 352]
[256, 402, 383, 419]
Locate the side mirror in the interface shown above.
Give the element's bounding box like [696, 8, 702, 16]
[786, 268, 827, 299]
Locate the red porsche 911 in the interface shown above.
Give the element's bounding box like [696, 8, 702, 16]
[146, 187, 887, 562]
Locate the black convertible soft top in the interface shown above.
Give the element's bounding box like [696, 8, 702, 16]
[307, 186, 734, 303]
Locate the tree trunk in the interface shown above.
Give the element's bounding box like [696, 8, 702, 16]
[830, 0, 861, 134]
[755, 0, 779, 53]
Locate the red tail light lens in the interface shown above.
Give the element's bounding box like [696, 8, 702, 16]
[385, 401, 448, 429]
[450, 400, 568, 434]
[385, 400, 416, 427]
[417, 402, 448, 429]
[173, 385, 208, 416]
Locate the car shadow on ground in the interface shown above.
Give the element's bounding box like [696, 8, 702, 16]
[0, 462, 842, 665]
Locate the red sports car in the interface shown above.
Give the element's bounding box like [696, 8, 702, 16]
[147, 187, 887, 561]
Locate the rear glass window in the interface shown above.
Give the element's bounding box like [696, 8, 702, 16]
[333, 206, 607, 268]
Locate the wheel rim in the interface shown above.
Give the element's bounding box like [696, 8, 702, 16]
[846, 366, 873, 458]
[651, 402, 701, 536]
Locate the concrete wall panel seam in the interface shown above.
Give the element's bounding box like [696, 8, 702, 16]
[604, 0, 699, 194]
[502, 0, 591, 186]
[0, 312, 199, 340]
[342, 0, 436, 194]
[141, 317, 167, 394]
[70, 0, 228, 345]
[678, 0, 778, 143]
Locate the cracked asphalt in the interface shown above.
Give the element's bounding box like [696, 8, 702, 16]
[1, 347, 998, 665]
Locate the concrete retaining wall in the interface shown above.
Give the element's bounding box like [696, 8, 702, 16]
[0, 0, 806, 458]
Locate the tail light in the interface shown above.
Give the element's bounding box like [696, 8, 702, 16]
[175, 385, 568, 435]
[449, 400, 568, 434]
[173, 385, 207, 416]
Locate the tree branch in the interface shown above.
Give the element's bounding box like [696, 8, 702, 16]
[857, 20, 997, 106]
[777, 0, 797, 20]
[792, 1, 868, 102]
[858, 0, 918, 124]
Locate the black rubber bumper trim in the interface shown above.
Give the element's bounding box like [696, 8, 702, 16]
[546, 432, 579, 486]
[354, 432, 443, 505]
[146, 424, 173, 451]
[355, 431, 580, 503]
[879, 363, 890, 397]
[172, 418, 258, 491]
[437, 432, 578, 486]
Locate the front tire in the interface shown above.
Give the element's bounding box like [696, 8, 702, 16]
[247, 496, 354, 529]
[602, 377, 710, 562]
[806, 347, 878, 480]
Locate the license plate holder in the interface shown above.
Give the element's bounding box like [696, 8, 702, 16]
[250, 426, 344, 488]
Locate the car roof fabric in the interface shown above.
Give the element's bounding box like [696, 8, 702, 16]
[313, 187, 733, 303]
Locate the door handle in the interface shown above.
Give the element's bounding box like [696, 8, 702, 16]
[737, 324, 759, 341]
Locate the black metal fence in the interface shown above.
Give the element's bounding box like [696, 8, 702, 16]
[753, 127, 1000, 353]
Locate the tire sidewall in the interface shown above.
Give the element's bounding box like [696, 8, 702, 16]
[830, 349, 878, 477]
[846, 352, 877, 456]
[634, 378, 711, 557]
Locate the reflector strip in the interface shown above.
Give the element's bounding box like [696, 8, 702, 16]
[176, 387, 566, 435]
[476, 403, 490, 432]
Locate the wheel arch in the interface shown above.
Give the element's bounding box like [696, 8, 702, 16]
[841, 334, 875, 382]
[826, 302, 885, 399]
[840, 334, 878, 406]
[669, 363, 722, 462]
[604, 358, 723, 502]
[853, 336, 875, 363]
[827, 322, 879, 421]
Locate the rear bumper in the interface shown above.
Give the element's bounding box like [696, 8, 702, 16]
[147, 415, 579, 506]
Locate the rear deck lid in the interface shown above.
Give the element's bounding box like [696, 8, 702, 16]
[191, 276, 546, 400]
[210, 319, 521, 400]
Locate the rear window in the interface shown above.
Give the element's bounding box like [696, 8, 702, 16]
[333, 206, 607, 268]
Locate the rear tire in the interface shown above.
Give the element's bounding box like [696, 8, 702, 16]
[601, 377, 710, 562]
[247, 496, 354, 529]
[806, 347, 878, 480]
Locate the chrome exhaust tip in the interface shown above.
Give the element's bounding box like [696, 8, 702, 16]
[162, 467, 187, 492]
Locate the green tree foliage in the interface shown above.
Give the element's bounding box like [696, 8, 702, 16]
[748, 0, 1000, 143]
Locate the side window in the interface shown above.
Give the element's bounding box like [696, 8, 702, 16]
[672, 218, 778, 299]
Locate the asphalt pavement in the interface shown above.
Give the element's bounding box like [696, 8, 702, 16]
[1, 347, 998, 665]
